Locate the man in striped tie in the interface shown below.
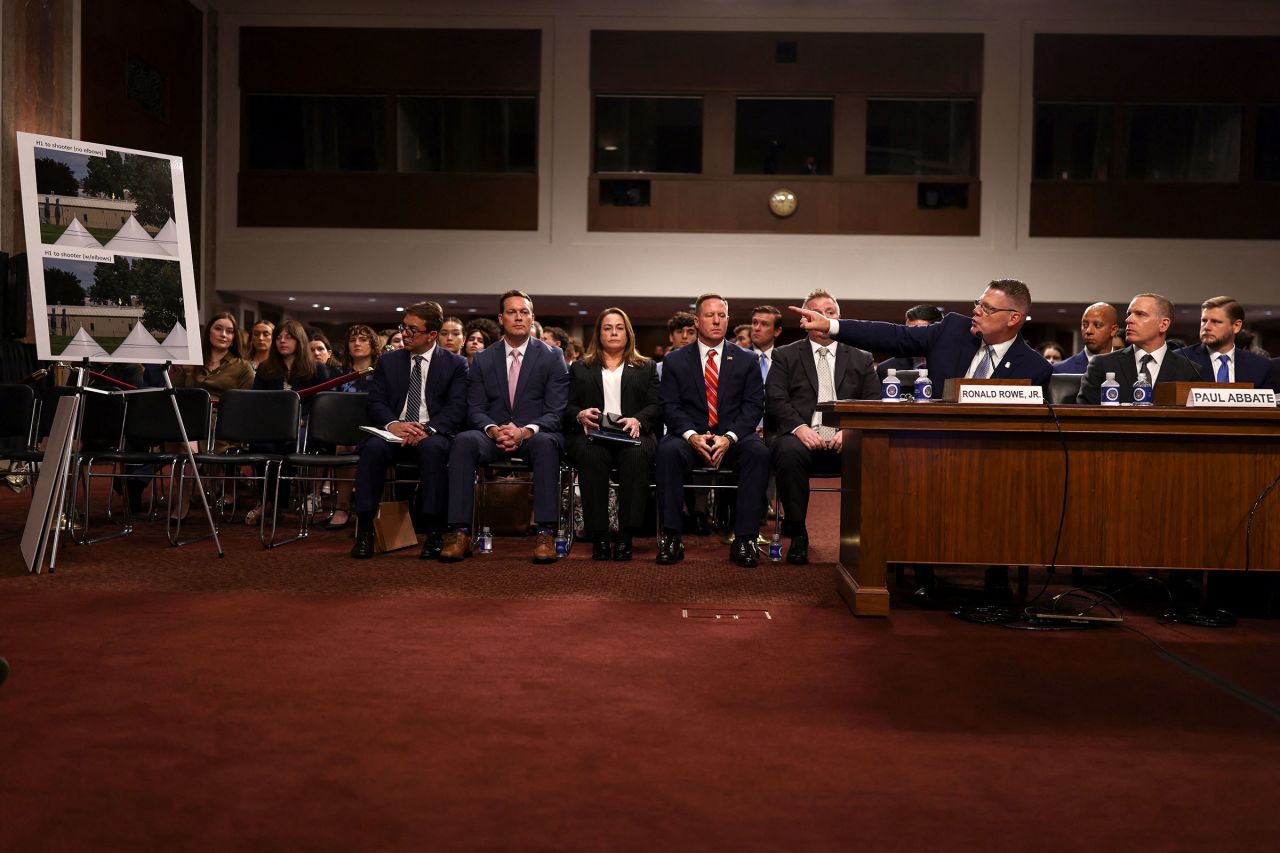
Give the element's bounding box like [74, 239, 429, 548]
[656, 293, 769, 568]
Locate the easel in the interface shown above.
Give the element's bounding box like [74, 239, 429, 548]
[21, 359, 223, 573]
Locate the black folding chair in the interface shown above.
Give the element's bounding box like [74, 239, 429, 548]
[77, 389, 212, 545]
[0, 384, 39, 539]
[180, 389, 300, 548]
[272, 391, 370, 547]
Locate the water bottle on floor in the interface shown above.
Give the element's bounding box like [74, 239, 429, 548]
[769, 533, 783, 562]
[555, 527, 569, 557]
[477, 526, 493, 554]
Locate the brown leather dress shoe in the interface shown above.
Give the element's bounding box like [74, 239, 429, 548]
[532, 531, 557, 564]
[439, 530, 472, 563]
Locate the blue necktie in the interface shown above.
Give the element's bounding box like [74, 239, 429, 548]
[759, 352, 768, 380]
[1216, 354, 1230, 383]
[973, 346, 995, 379]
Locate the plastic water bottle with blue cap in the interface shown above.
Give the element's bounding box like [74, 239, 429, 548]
[882, 368, 902, 402]
[914, 368, 933, 403]
[1132, 372, 1153, 406]
[1101, 372, 1120, 406]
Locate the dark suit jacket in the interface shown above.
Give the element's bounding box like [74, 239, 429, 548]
[1174, 344, 1279, 391]
[1078, 345, 1207, 404]
[833, 312, 1053, 392]
[660, 341, 763, 439]
[766, 338, 878, 437]
[563, 359, 662, 436]
[366, 346, 469, 436]
[1053, 349, 1091, 374]
[466, 336, 569, 434]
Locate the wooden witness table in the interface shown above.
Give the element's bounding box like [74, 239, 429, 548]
[820, 400, 1280, 616]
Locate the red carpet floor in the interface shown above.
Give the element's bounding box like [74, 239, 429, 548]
[2, 485, 1279, 851]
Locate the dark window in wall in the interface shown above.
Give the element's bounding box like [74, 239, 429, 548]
[1122, 104, 1241, 182]
[245, 95, 386, 171]
[594, 96, 702, 173]
[1033, 102, 1112, 181]
[1031, 34, 1280, 239]
[734, 98, 833, 175]
[866, 98, 976, 176]
[398, 96, 536, 173]
[238, 27, 540, 230]
[1255, 105, 1280, 181]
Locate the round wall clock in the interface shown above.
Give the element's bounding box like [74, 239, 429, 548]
[768, 188, 797, 218]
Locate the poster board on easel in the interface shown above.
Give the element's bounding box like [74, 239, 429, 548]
[16, 133, 213, 572]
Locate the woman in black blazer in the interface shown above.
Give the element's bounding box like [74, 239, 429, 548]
[564, 308, 661, 561]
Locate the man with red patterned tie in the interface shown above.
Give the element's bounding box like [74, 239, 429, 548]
[655, 293, 768, 568]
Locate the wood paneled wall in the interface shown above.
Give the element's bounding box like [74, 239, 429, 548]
[1031, 34, 1280, 239]
[589, 31, 983, 237]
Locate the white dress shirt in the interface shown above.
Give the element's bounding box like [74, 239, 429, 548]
[803, 339, 838, 430]
[1211, 347, 1236, 382]
[965, 338, 1017, 378]
[684, 339, 737, 442]
[1133, 343, 1168, 383]
[392, 344, 434, 428]
[602, 363, 624, 416]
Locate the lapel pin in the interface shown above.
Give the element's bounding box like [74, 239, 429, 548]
[1004, 362, 1010, 369]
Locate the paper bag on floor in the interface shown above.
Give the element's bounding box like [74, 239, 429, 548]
[374, 500, 417, 552]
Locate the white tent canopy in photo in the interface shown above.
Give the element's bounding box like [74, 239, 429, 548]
[151, 217, 179, 256]
[104, 215, 156, 254]
[53, 217, 102, 249]
[58, 327, 109, 359]
[162, 320, 189, 360]
[111, 321, 170, 359]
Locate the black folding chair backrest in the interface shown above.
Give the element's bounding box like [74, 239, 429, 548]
[122, 389, 212, 446]
[304, 392, 371, 449]
[215, 389, 300, 446]
[0, 384, 37, 445]
[78, 391, 127, 446]
[1049, 372, 1083, 404]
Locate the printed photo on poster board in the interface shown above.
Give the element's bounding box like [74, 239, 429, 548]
[16, 132, 202, 365]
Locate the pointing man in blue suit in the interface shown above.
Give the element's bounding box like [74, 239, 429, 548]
[656, 293, 769, 568]
[1174, 296, 1279, 391]
[790, 277, 1053, 601]
[789, 278, 1053, 394]
[351, 300, 470, 560]
[440, 289, 569, 564]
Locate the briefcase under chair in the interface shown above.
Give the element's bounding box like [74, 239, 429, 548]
[476, 461, 536, 535]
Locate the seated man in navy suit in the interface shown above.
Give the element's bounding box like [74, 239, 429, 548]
[351, 301, 470, 560]
[656, 293, 769, 568]
[791, 278, 1053, 393]
[1078, 293, 1206, 404]
[790, 278, 1052, 600]
[876, 303, 943, 381]
[440, 290, 569, 564]
[1174, 296, 1279, 391]
[1054, 302, 1120, 375]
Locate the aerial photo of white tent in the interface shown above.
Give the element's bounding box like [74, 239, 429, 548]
[104, 215, 158, 254]
[111, 321, 170, 360]
[58, 327, 109, 359]
[53, 217, 103, 249]
[151, 218, 179, 257]
[161, 320, 190, 360]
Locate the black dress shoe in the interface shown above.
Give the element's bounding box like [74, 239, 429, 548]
[612, 536, 633, 562]
[351, 528, 376, 560]
[785, 532, 809, 565]
[419, 530, 443, 560]
[592, 535, 611, 561]
[656, 536, 684, 565]
[731, 535, 759, 568]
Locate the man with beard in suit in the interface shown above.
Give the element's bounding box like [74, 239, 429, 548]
[1174, 296, 1279, 391]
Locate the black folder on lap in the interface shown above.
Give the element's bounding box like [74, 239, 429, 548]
[586, 427, 641, 447]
